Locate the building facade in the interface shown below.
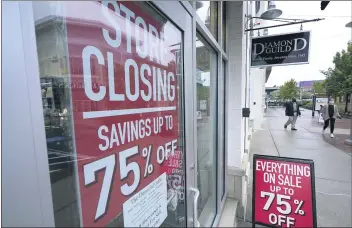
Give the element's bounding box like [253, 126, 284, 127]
[298, 80, 324, 92]
[2, 1, 270, 227]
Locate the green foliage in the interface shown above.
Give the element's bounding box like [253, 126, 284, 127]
[321, 43, 352, 97]
[270, 90, 280, 99]
[302, 100, 311, 106]
[311, 81, 325, 94]
[302, 101, 313, 109]
[279, 79, 298, 100]
[301, 91, 312, 99]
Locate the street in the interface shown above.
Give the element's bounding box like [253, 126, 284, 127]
[239, 107, 352, 227]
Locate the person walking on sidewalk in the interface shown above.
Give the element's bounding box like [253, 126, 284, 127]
[284, 98, 301, 130]
[322, 99, 341, 138]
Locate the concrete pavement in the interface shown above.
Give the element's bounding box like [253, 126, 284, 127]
[238, 107, 352, 227]
[298, 108, 352, 154]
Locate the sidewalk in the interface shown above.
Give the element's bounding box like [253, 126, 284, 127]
[299, 108, 352, 154]
[238, 108, 352, 227]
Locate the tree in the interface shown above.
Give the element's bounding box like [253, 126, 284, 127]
[312, 81, 325, 94]
[301, 91, 312, 99]
[270, 90, 280, 100]
[320, 68, 339, 97]
[279, 79, 298, 100]
[321, 43, 352, 112]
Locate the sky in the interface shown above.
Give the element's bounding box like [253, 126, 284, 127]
[265, 1, 352, 87]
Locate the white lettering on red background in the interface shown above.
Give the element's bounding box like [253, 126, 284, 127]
[82, 2, 175, 104]
[66, 1, 182, 227]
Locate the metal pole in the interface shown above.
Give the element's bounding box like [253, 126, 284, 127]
[245, 18, 324, 32]
[312, 95, 316, 117]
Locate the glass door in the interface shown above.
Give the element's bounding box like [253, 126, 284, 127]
[195, 34, 218, 227]
[192, 1, 228, 227]
[30, 1, 195, 227]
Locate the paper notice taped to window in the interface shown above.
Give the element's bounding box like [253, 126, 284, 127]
[123, 173, 168, 227]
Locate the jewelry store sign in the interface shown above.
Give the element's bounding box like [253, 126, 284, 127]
[250, 31, 311, 67]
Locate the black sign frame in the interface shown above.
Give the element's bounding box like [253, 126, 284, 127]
[250, 31, 311, 68]
[252, 154, 317, 228]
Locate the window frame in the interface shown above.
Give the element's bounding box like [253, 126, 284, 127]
[191, 1, 229, 226]
[4, 1, 229, 227]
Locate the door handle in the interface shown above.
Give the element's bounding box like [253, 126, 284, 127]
[189, 187, 200, 227]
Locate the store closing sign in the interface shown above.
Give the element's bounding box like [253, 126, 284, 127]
[65, 1, 182, 227]
[252, 155, 317, 227]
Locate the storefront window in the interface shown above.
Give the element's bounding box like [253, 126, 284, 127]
[33, 1, 185, 227]
[196, 1, 218, 40]
[221, 60, 226, 200]
[196, 34, 217, 226]
[222, 2, 226, 51]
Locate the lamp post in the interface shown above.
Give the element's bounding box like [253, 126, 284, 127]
[345, 21, 352, 145]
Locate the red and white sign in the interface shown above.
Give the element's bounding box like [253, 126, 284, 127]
[161, 150, 185, 202]
[65, 1, 182, 226]
[253, 155, 317, 228]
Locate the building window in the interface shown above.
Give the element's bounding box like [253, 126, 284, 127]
[221, 60, 226, 200]
[222, 1, 227, 51]
[33, 1, 186, 227]
[196, 33, 218, 226]
[196, 1, 218, 40]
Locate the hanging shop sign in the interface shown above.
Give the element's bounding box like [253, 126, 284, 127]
[252, 154, 317, 228]
[65, 1, 183, 227]
[250, 31, 311, 67]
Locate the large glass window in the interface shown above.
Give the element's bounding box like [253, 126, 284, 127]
[222, 2, 226, 52]
[196, 34, 218, 227]
[221, 60, 226, 200]
[196, 1, 218, 40]
[33, 1, 186, 227]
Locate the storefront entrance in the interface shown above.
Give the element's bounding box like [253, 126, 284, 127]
[3, 1, 228, 227]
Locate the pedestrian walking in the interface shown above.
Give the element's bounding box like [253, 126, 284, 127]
[322, 99, 341, 138]
[284, 98, 301, 131]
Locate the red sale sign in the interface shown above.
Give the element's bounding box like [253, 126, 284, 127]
[253, 155, 317, 227]
[64, 1, 182, 227]
[161, 150, 185, 202]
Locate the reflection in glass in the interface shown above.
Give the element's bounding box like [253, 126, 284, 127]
[221, 60, 226, 199]
[196, 1, 218, 40]
[222, 1, 227, 51]
[188, 1, 194, 8]
[196, 34, 217, 226]
[33, 1, 185, 227]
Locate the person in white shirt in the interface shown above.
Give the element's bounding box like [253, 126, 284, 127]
[322, 99, 341, 138]
[318, 105, 324, 124]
